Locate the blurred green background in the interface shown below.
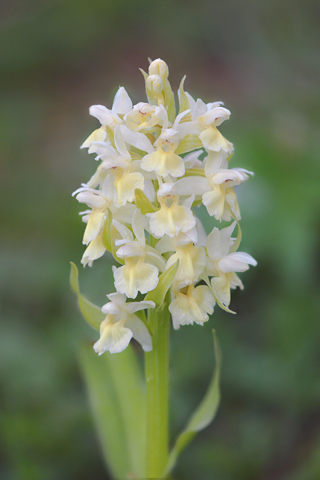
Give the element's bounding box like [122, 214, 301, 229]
[1, 1, 320, 479]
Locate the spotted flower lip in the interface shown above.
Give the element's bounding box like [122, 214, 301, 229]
[74, 58, 257, 355]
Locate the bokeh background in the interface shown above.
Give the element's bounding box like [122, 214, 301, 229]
[1, 1, 320, 479]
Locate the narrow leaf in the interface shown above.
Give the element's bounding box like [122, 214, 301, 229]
[145, 260, 179, 307]
[69, 262, 103, 331]
[79, 344, 147, 479]
[165, 330, 222, 476]
[78, 344, 131, 479]
[106, 347, 146, 478]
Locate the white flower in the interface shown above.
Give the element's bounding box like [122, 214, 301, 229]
[124, 103, 168, 132]
[139, 111, 189, 178]
[181, 96, 233, 153]
[81, 87, 132, 149]
[93, 293, 154, 354]
[175, 151, 252, 221]
[202, 152, 253, 220]
[73, 177, 136, 267]
[206, 222, 257, 306]
[113, 260, 159, 299]
[169, 285, 215, 329]
[112, 211, 164, 298]
[167, 243, 206, 289]
[89, 87, 132, 129]
[148, 183, 196, 238]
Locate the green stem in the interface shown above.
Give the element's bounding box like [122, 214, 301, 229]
[145, 295, 170, 478]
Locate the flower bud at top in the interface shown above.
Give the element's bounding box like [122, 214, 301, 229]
[148, 59, 169, 79]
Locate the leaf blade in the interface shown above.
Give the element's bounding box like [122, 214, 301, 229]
[78, 344, 131, 479]
[69, 262, 103, 331]
[165, 330, 222, 476]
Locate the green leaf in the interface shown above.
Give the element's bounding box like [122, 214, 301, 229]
[71, 262, 146, 477]
[135, 188, 157, 214]
[69, 262, 103, 331]
[164, 330, 222, 476]
[145, 260, 179, 307]
[78, 343, 146, 479]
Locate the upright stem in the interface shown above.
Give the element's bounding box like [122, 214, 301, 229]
[145, 294, 170, 478]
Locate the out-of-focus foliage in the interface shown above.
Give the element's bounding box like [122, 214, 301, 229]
[1, 1, 319, 479]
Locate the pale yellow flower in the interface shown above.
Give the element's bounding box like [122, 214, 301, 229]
[169, 285, 215, 329]
[167, 243, 206, 289]
[93, 293, 154, 354]
[148, 183, 196, 238]
[206, 222, 257, 307]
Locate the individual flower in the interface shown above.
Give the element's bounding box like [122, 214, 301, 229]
[169, 284, 215, 329]
[206, 222, 257, 307]
[81, 87, 132, 149]
[202, 152, 253, 220]
[147, 183, 196, 238]
[192, 99, 233, 153]
[175, 151, 252, 221]
[112, 211, 165, 298]
[93, 293, 155, 354]
[124, 103, 168, 132]
[73, 177, 134, 245]
[134, 110, 188, 178]
[167, 243, 206, 290]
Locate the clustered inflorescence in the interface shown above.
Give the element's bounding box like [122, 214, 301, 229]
[73, 59, 257, 355]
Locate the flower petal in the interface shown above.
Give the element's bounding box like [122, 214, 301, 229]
[200, 127, 233, 153]
[126, 315, 153, 352]
[81, 127, 106, 149]
[175, 176, 211, 196]
[90, 105, 114, 126]
[120, 125, 154, 153]
[81, 234, 106, 267]
[83, 210, 106, 244]
[112, 87, 132, 115]
[93, 318, 133, 355]
[148, 204, 195, 238]
[113, 262, 159, 298]
[211, 275, 231, 307]
[218, 252, 257, 273]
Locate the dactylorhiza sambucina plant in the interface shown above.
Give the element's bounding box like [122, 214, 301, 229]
[70, 59, 257, 479]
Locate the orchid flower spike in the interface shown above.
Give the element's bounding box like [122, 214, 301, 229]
[73, 58, 257, 355]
